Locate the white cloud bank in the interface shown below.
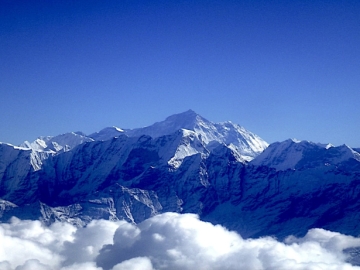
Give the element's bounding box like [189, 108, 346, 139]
[0, 213, 360, 270]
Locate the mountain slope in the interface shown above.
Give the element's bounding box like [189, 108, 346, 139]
[20, 132, 94, 153]
[251, 139, 360, 171]
[0, 143, 43, 204]
[1, 111, 360, 240]
[204, 156, 360, 239]
[92, 110, 268, 162]
[0, 111, 263, 227]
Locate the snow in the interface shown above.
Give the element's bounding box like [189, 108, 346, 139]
[1, 110, 360, 245]
[122, 110, 268, 162]
[167, 129, 207, 168]
[0, 142, 30, 151]
[114, 127, 124, 132]
[317, 142, 334, 149]
[328, 144, 360, 164]
[250, 139, 305, 170]
[19, 132, 94, 153]
[90, 127, 124, 141]
[0, 110, 269, 230]
[291, 138, 302, 143]
[252, 139, 360, 171]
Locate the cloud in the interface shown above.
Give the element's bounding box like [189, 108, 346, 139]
[60, 219, 122, 267]
[111, 257, 153, 270]
[0, 217, 121, 270]
[0, 213, 360, 270]
[96, 213, 360, 270]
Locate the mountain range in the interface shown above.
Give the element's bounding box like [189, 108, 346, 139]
[1, 110, 359, 239]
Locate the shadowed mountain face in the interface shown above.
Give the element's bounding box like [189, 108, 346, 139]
[1, 111, 360, 239]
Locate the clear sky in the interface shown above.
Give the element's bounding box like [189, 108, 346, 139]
[1, 0, 359, 147]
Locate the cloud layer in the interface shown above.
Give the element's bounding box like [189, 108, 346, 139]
[0, 213, 360, 270]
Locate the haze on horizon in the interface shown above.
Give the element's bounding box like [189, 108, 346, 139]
[1, 0, 359, 147]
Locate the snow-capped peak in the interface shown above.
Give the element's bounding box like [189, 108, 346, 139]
[20, 132, 93, 153]
[121, 110, 267, 161]
[123, 110, 212, 139]
[13, 110, 267, 166]
[250, 139, 309, 170]
[251, 139, 360, 171]
[213, 121, 268, 161]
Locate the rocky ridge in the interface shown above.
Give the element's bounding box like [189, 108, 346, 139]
[1, 110, 359, 239]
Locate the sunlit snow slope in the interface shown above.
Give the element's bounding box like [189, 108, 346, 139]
[1, 110, 360, 240]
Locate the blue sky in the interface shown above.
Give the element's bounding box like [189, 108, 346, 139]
[1, 0, 359, 147]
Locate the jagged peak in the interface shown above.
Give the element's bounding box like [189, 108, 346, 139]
[17, 131, 93, 154]
[87, 110, 266, 163]
[11, 110, 267, 163]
